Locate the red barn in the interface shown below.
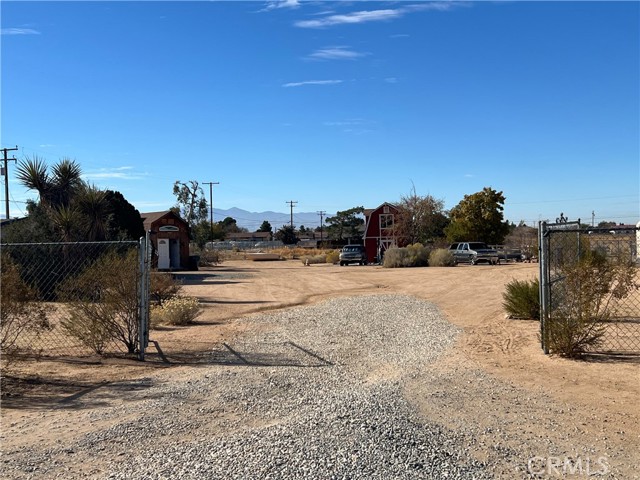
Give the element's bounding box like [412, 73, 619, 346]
[363, 203, 400, 263]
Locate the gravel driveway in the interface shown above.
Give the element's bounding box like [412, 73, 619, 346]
[2, 295, 631, 479]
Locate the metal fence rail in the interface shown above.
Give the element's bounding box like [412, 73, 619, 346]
[1, 239, 150, 360]
[539, 222, 640, 355]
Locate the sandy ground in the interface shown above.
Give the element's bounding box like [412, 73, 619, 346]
[2, 259, 639, 476]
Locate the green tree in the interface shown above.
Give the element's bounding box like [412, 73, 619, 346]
[257, 220, 273, 235]
[103, 190, 144, 240]
[326, 207, 365, 241]
[192, 220, 224, 247]
[597, 221, 617, 229]
[172, 180, 208, 229]
[274, 225, 299, 245]
[394, 188, 449, 245]
[3, 201, 56, 243]
[445, 187, 510, 245]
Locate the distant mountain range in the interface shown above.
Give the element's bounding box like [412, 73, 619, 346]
[212, 207, 335, 232]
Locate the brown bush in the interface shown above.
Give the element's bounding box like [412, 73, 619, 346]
[57, 249, 140, 354]
[547, 250, 638, 357]
[150, 272, 182, 306]
[1, 253, 50, 361]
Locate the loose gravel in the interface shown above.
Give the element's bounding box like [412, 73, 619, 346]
[1, 295, 631, 479]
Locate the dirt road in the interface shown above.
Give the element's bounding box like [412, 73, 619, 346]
[2, 260, 638, 478]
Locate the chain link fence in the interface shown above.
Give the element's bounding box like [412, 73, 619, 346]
[1, 240, 150, 360]
[539, 223, 640, 355]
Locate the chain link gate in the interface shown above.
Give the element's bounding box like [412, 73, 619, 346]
[1, 236, 151, 360]
[539, 222, 640, 355]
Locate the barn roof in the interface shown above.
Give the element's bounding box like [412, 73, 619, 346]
[364, 202, 399, 217]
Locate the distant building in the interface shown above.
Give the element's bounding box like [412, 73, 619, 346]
[226, 231, 272, 242]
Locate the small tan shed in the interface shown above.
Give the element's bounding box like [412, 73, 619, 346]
[141, 211, 191, 270]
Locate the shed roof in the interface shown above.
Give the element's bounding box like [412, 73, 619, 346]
[140, 210, 188, 231]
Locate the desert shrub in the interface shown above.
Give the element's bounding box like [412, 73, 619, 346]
[547, 250, 637, 357]
[191, 247, 222, 267]
[201, 248, 222, 266]
[1, 253, 51, 360]
[503, 278, 540, 319]
[383, 243, 429, 268]
[325, 250, 340, 264]
[151, 296, 202, 326]
[300, 254, 326, 265]
[150, 272, 182, 306]
[57, 249, 140, 354]
[428, 248, 456, 267]
[383, 247, 407, 268]
[60, 310, 115, 355]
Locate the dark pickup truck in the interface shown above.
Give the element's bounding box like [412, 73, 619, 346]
[339, 245, 368, 266]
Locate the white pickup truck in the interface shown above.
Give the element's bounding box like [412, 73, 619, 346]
[449, 242, 499, 265]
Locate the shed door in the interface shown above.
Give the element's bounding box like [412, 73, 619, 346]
[158, 239, 170, 269]
[170, 239, 181, 269]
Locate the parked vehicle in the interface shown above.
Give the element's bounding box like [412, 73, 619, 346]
[491, 245, 525, 262]
[449, 242, 499, 265]
[339, 245, 368, 266]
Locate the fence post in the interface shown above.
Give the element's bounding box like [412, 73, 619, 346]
[538, 221, 550, 354]
[137, 233, 151, 361]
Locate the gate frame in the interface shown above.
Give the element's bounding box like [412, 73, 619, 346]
[538, 220, 582, 354]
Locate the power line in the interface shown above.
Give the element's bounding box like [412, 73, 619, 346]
[317, 210, 326, 242]
[286, 200, 298, 228]
[203, 181, 220, 241]
[1, 146, 18, 219]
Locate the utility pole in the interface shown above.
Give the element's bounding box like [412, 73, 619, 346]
[203, 181, 219, 244]
[592, 210, 595, 227]
[286, 200, 298, 228]
[317, 210, 326, 242]
[1, 146, 18, 220]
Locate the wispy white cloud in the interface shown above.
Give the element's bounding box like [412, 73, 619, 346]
[308, 46, 367, 61]
[384, 77, 398, 83]
[260, 0, 300, 12]
[323, 119, 367, 127]
[282, 79, 343, 88]
[390, 33, 410, 38]
[1, 28, 41, 35]
[83, 166, 146, 181]
[295, 3, 458, 28]
[295, 9, 402, 28]
[324, 118, 375, 135]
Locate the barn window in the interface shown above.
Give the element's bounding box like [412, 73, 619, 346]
[380, 214, 394, 229]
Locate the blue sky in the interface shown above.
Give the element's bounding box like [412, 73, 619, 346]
[2, 1, 639, 228]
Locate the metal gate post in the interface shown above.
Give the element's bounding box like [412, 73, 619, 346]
[538, 221, 550, 354]
[137, 233, 151, 360]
